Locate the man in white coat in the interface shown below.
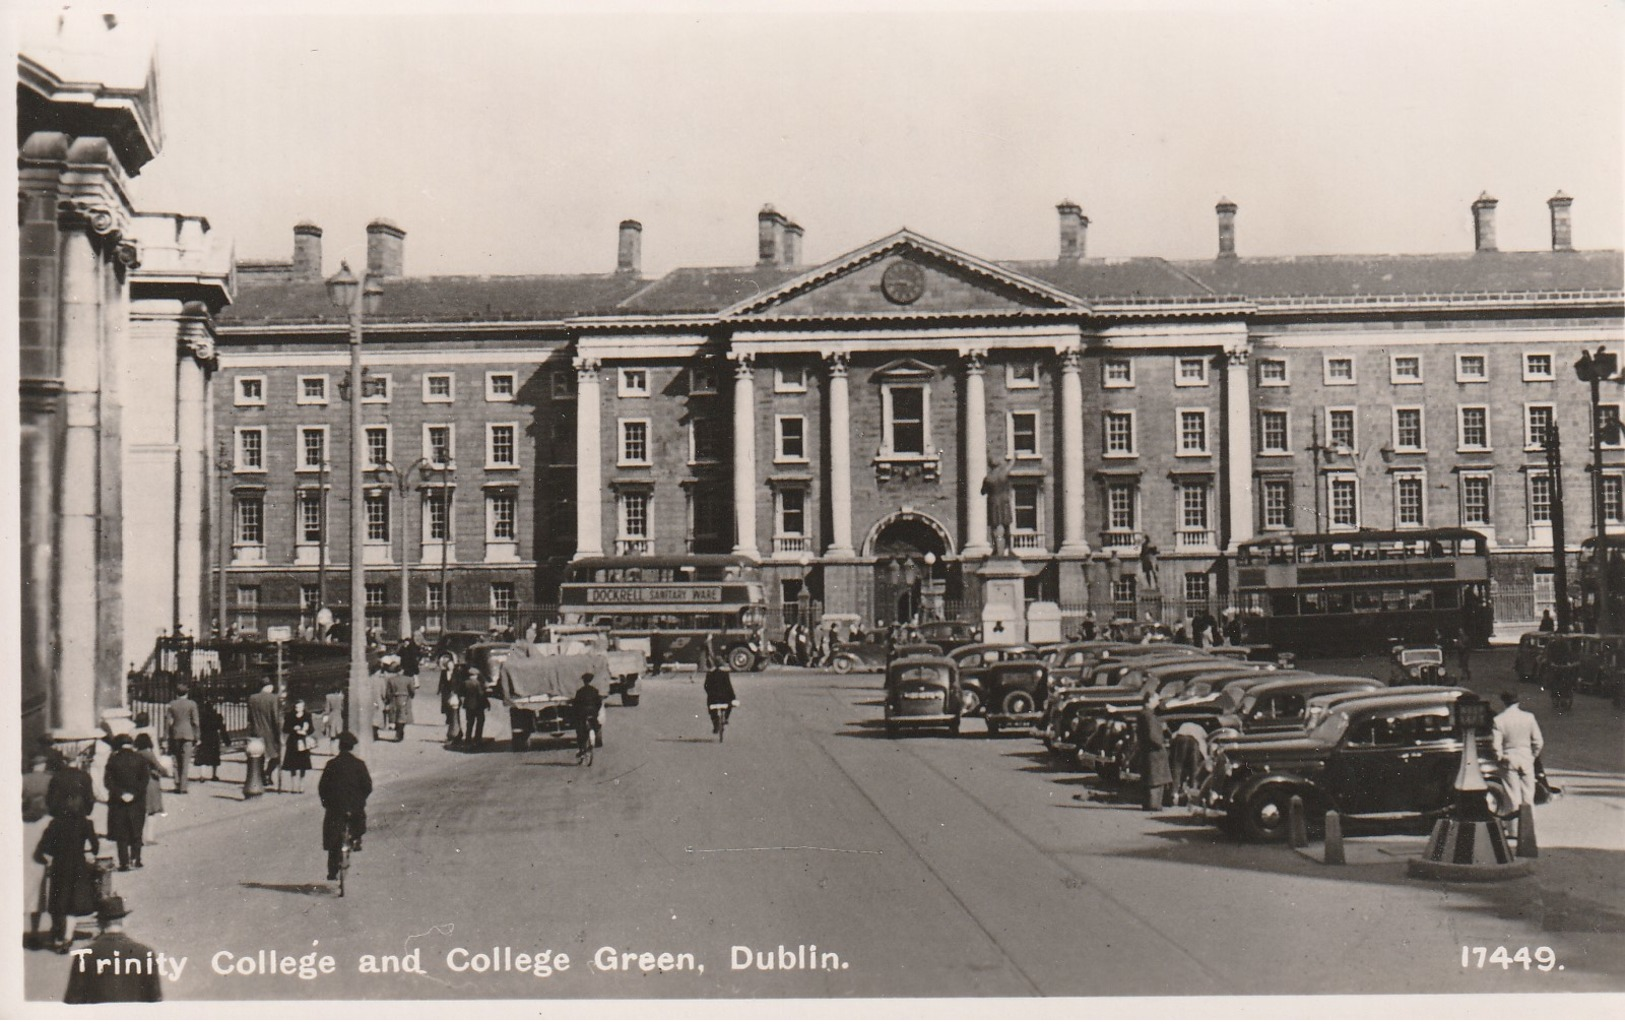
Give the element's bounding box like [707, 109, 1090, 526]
[1492, 690, 1545, 811]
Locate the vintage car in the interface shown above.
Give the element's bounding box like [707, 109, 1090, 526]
[431, 630, 492, 666]
[829, 631, 891, 674]
[1514, 631, 1556, 683]
[1200, 692, 1517, 842]
[892, 642, 945, 662]
[1212, 676, 1385, 739]
[948, 642, 1041, 716]
[1388, 645, 1449, 686]
[917, 621, 980, 648]
[982, 660, 1050, 735]
[883, 656, 962, 736]
[465, 641, 516, 696]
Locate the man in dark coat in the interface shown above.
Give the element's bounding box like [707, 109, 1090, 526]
[318, 731, 373, 881]
[63, 897, 162, 1003]
[48, 747, 97, 819]
[165, 684, 200, 793]
[247, 679, 284, 775]
[703, 665, 737, 738]
[103, 736, 149, 870]
[1137, 693, 1173, 811]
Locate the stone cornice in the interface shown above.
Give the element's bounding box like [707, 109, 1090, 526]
[18, 50, 161, 173]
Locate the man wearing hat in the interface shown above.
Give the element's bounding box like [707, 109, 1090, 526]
[63, 897, 163, 1003]
[382, 656, 415, 742]
[319, 732, 373, 881]
[103, 736, 149, 870]
[247, 678, 284, 783]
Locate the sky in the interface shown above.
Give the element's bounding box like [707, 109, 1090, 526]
[70, 0, 1625, 277]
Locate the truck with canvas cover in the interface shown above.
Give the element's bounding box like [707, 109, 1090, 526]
[499, 644, 612, 752]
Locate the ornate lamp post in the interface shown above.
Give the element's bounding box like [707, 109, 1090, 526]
[1575, 347, 1621, 633]
[436, 459, 456, 634]
[326, 261, 383, 748]
[214, 440, 232, 636]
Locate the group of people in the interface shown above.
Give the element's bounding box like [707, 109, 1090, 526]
[436, 654, 493, 744]
[1069, 609, 1246, 648]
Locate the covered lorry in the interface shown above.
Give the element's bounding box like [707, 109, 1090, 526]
[499, 644, 612, 752]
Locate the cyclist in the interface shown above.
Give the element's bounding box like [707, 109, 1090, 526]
[704, 663, 738, 739]
[318, 731, 372, 882]
[571, 672, 605, 755]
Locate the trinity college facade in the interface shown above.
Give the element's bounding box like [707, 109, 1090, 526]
[213, 198, 1623, 638]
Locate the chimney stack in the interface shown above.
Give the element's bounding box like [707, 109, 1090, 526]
[1548, 191, 1574, 252]
[1056, 200, 1088, 261]
[366, 218, 406, 277]
[757, 204, 787, 266]
[781, 221, 803, 267]
[1216, 198, 1238, 258]
[617, 219, 642, 275]
[292, 221, 323, 280]
[1471, 192, 1498, 253]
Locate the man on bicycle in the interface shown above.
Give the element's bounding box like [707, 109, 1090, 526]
[704, 663, 737, 738]
[572, 672, 605, 752]
[318, 732, 372, 882]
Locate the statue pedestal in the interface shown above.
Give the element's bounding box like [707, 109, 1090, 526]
[979, 556, 1032, 644]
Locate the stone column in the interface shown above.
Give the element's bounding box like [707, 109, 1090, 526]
[573, 357, 604, 559]
[175, 328, 214, 636]
[1058, 348, 1089, 555]
[1224, 349, 1255, 550]
[732, 354, 761, 559]
[825, 352, 856, 557]
[962, 350, 992, 557]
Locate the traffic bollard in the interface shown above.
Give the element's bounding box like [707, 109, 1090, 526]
[1323, 811, 1345, 865]
[1287, 795, 1309, 848]
[243, 737, 266, 798]
[1516, 804, 1539, 858]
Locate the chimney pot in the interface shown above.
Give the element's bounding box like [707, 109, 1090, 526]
[1548, 191, 1574, 252]
[1471, 192, 1498, 253]
[1056, 200, 1088, 261]
[366, 218, 406, 277]
[781, 221, 803, 267]
[617, 219, 643, 275]
[757, 204, 787, 266]
[292, 221, 323, 280]
[1215, 198, 1238, 258]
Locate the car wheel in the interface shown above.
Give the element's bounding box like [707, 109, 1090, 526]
[1001, 689, 1036, 716]
[1483, 779, 1521, 822]
[986, 720, 1001, 736]
[832, 654, 857, 675]
[727, 646, 756, 672]
[959, 689, 982, 717]
[1240, 785, 1296, 842]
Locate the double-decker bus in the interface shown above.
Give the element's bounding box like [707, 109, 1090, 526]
[557, 556, 769, 671]
[1233, 529, 1493, 656]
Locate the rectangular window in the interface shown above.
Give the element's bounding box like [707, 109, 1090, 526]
[365, 493, 390, 542]
[619, 419, 649, 465]
[774, 366, 807, 393]
[425, 425, 454, 466]
[235, 428, 265, 471]
[1262, 479, 1293, 530]
[489, 583, 516, 629]
[487, 492, 516, 541]
[1257, 357, 1288, 386]
[235, 495, 263, 543]
[364, 426, 390, 470]
[1394, 408, 1424, 451]
[299, 427, 327, 472]
[1180, 484, 1210, 530]
[235, 376, 265, 406]
[298, 491, 323, 543]
[690, 365, 719, 395]
[778, 489, 806, 536]
[1391, 355, 1423, 383]
[300, 584, 320, 613]
[297, 375, 328, 405]
[1107, 482, 1137, 531]
[619, 368, 649, 397]
[1104, 411, 1136, 456]
[1259, 410, 1289, 454]
[1396, 475, 1425, 528]
[550, 370, 575, 399]
[1178, 409, 1208, 455]
[1012, 483, 1041, 534]
[1458, 407, 1489, 450]
[426, 582, 443, 612]
[1524, 353, 1554, 381]
[1598, 403, 1624, 449]
[1111, 576, 1137, 612]
[1526, 405, 1555, 448]
[360, 374, 390, 403]
[486, 372, 517, 402]
[1330, 477, 1359, 529]
[1327, 408, 1356, 451]
[776, 415, 806, 461]
[692, 416, 725, 463]
[620, 492, 650, 539]
[1175, 356, 1208, 386]
[691, 487, 727, 551]
[1007, 360, 1039, 389]
[1529, 474, 1553, 526]
[1010, 411, 1039, 458]
[1102, 359, 1134, 388]
[1461, 474, 1493, 528]
[1457, 354, 1488, 383]
[1324, 356, 1356, 385]
[235, 586, 259, 632]
[1184, 572, 1211, 604]
[423, 373, 454, 403]
[365, 583, 387, 607]
[1605, 475, 1624, 524]
[488, 424, 518, 467]
[885, 386, 926, 455]
[424, 490, 449, 542]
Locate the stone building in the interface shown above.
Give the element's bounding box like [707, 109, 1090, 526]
[213, 197, 1622, 639]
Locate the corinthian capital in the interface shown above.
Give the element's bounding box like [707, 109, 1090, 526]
[1225, 348, 1249, 368]
[823, 351, 849, 378]
[1059, 348, 1083, 372]
[732, 352, 756, 379]
[962, 349, 988, 374]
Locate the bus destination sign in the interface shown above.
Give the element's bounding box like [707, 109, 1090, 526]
[584, 586, 724, 604]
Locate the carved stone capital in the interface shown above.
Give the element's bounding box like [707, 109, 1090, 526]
[1059, 348, 1084, 372]
[57, 198, 123, 240]
[180, 326, 217, 369]
[114, 239, 141, 270]
[824, 351, 849, 378]
[732, 352, 756, 379]
[1225, 348, 1249, 367]
[963, 349, 988, 375]
[573, 356, 602, 379]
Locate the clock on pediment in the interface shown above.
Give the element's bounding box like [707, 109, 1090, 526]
[881, 260, 926, 305]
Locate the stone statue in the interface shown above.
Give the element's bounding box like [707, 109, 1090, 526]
[982, 455, 1016, 557]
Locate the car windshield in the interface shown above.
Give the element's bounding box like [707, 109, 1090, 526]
[895, 667, 945, 687]
[1310, 710, 1350, 744]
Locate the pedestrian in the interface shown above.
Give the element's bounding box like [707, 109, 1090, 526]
[367, 659, 390, 741]
[382, 656, 415, 742]
[103, 735, 147, 871]
[460, 663, 490, 745]
[319, 731, 373, 882]
[164, 683, 199, 793]
[1169, 720, 1209, 805]
[1137, 693, 1173, 811]
[32, 803, 99, 952]
[24, 752, 59, 948]
[48, 746, 96, 819]
[1539, 609, 1555, 632]
[1223, 612, 1243, 647]
[1455, 628, 1473, 683]
[703, 662, 738, 740]
[702, 632, 720, 672]
[63, 897, 163, 1003]
[282, 699, 317, 793]
[316, 604, 335, 641]
[1493, 690, 1545, 815]
[247, 679, 284, 784]
[397, 636, 421, 686]
[194, 698, 225, 782]
[323, 688, 345, 754]
[23, 753, 53, 823]
[437, 656, 463, 743]
[1080, 610, 1097, 641]
[131, 734, 169, 847]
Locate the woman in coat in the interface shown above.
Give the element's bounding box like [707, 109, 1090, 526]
[436, 656, 463, 743]
[323, 689, 346, 754]
[282, 699, 317, 793]
[132, 734, 169, 845]
[33, 808, 98, 951]
[383, 658, 415, 742]
[1137, 693, 1173, 811]
[194, 698, 224, 782]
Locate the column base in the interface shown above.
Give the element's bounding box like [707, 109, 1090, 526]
[961, 543, 993, 559]
[732, 546, 762, 560]
[824, 545, 856, 559]
[572, 549, 605, 561]
[1057, 542, 1092, 557]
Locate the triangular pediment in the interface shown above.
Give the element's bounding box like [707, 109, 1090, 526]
[722, 230, 1088, 319]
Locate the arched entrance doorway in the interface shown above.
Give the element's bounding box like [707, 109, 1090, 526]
[865, 512, 958, 627]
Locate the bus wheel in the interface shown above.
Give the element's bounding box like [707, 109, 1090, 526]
[727, 646, 756, 672]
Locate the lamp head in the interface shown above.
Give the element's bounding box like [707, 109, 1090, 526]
[325, 261, 359, 310]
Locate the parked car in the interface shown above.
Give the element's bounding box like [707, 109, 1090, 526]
[948, 642, 1041, 716]
[830, 630, 891, 674]
[465, 641, 516, 696]
[982, 661, 1050, 735]
[1514, 631, 1556, 683]
[1200, 692, 1517, 842]
[918, 621, 980, 648]
[883, 656, 962, 737]
[1214, 676, 1385, 738]
[892, 642, 945, 662]
[1388, 645, 1449, 686]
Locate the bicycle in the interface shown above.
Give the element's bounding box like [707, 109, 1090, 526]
[336, 822, 353, 898]
[708, 702, 733, 742]
[576, 720, 597, 766]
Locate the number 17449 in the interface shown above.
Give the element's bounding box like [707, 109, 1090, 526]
[1461, 946, 1560, 971]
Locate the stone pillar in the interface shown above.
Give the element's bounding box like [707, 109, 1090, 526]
[573, 357, 604, 559]
[1224, 349, 1255, 551]
[732, 354, 760, 559]
[175, 329, 215, 636]
[962, 350, 992, 557]
[1058, 348, 1089, 555]
[825, 352, 856, 557]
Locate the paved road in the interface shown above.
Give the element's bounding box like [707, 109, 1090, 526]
[22, 659, 1625, 1004]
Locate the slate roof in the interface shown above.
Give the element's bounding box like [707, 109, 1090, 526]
[220, 273, 654, 326]
[1170, 250, 1624, 303]
[1002, 258, 1216, 301]
[616, 265, 804, 316]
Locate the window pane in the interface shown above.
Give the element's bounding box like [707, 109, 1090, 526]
[492, 425, 516, 465]
[1012, 413, 1037, 455]
[1328, 411, 1355, 449]
[780, 417, 804, 459]
[780, 490, 805, 535]
[890, 388, 924, 454]
[1013, 484, 1039, 531]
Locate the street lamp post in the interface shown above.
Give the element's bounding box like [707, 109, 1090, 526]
[437, 460, 455, 634]
[215, 441, 232, 636]
[317, 457, 329, 615]
[327, 261, 383, 750]
[1576, 347, 1620, 634]
[376, 457, 431, 641]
